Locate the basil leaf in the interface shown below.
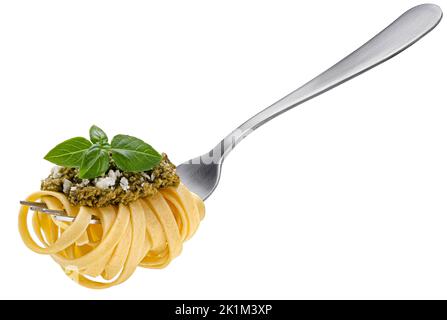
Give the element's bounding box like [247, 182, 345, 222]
[111, 134, 162, 172]
[78, 145, 110, 179]
[44, 137, 92, 167]
[89, 125, 108, 144]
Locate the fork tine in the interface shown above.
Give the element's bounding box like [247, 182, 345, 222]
[20, 200, 48, 208]
[20, 200, 67, 215]
[29, 206, 68, 216]
[20, 200, 101, 224]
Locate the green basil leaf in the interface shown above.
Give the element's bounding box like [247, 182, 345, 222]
[44, 137, 92, 167]
[89, 125, 108, 144]
[111, 134, 162, 172]
[78, 145, 110, 179]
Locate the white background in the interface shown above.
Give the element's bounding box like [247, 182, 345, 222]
[0, 0, 446, 299]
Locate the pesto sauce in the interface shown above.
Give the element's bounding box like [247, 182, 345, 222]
[41, 153, 179, 207]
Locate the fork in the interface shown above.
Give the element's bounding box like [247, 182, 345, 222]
[21, 4, 443, 223]
[177, 3, 442, 200]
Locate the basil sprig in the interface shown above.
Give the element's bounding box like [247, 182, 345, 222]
[89, 125, 108, 144]
[44, 137, 92, 167]
[79, 145, 110, 179]
[111, 135, 163, 173]
[44, 125, 162, 179]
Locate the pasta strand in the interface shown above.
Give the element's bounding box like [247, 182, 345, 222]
[18, 183, 204, 289]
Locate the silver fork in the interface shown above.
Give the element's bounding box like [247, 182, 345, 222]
[20, 4, 442, 223]
[177, 3, 442, 200]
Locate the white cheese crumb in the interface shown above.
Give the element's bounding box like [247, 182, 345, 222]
[62, 179, 72, 194]
[108, 170, 121, 180]
[94, 170, 122, 189]
[120, 177, 129, 192]
[95, 176, 116, 189]
[80, 179, 90, 187]
[70, 186, 77, 192]
[51, 166, 62, 178]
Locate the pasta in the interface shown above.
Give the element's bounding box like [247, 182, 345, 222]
[18, 183, 205, 289]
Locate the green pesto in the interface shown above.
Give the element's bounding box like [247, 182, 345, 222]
[41, 153, 179, 208]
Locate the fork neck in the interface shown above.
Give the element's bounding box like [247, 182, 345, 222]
[209, 4, 443, 164]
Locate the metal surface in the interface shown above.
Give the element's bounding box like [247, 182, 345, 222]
[177, 4, 443, 200]
[20, 201, 101, 224]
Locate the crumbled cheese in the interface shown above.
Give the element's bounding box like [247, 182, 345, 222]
[94, 170, 123, 189]
[108, 169, 121, 180]
[120, 177, 129, 192]
[62, 179, 72, 194]
[51, 166, 63, 178]
[95, 176, 116, 189]
[80, 179, 90, 187]
[70, 186, 77, 192]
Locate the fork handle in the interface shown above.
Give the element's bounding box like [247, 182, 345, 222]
[215, 4, 442, 161]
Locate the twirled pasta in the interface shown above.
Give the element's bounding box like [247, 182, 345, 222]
[18, 183, 205, 289]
